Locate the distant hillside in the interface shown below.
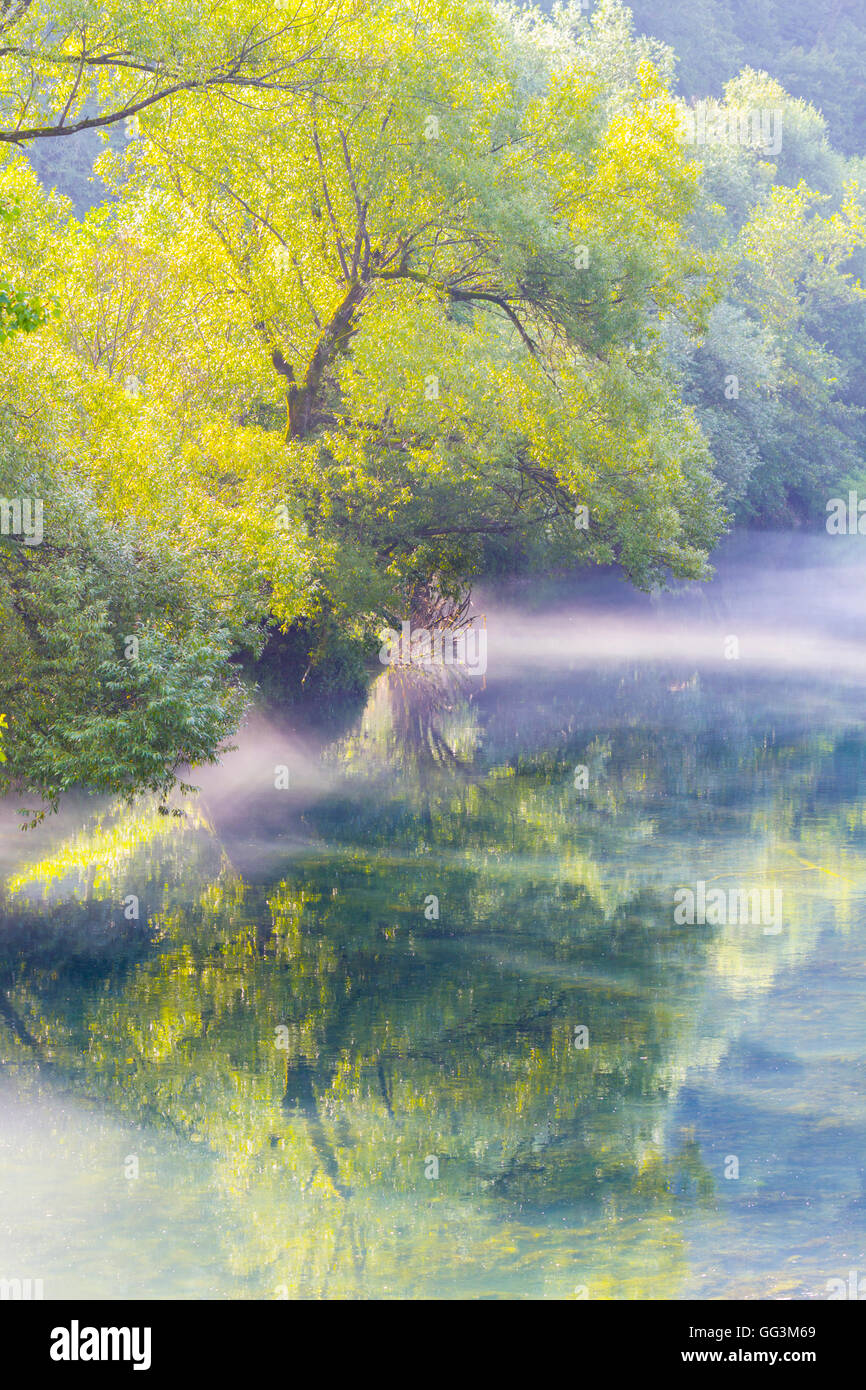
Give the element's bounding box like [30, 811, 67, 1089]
[625, 0, 866, 155]
[27, 126, 115, 218]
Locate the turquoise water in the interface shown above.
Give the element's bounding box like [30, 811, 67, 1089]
[2, 534, 866, 1299]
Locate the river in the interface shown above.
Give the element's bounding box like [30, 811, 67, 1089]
[2, 531, 866, 1299]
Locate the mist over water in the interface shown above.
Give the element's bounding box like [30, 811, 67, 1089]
[479, 530, 866, 684]
[2, 531, 866, 1299]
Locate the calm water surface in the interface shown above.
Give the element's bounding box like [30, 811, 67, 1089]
[2, 533, 866, 1299]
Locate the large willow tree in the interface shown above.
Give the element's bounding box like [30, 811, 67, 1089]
[0, 0, 727, 811]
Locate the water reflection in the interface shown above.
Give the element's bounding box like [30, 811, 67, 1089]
[330, 662, 483, 779]
[2, 536, 866, 1299]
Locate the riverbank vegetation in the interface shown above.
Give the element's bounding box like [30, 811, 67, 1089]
[1, 0, 864, 811]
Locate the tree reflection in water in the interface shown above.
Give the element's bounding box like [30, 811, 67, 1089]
[2, 658, 866, 1297]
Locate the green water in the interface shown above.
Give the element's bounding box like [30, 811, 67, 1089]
[2, 538, 866, 1300]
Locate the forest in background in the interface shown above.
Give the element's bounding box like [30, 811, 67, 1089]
[1, 0, 865, 813]
[627, 0, 866, 156]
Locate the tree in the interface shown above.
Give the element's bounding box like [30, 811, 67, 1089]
[663, 67, 866, 523]
[0, 0, 732, 812]
[35, 0, 725, 620]
[0, 0, 340, 146]
[0, 417, 249, 820]
[0, 188, 47, 336]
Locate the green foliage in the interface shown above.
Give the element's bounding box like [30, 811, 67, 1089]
[0, 0, 338, 145]
[0, 425, 249, 819]
[0, 193, 49, 339]
[4, 0, 866, 809]
[664, 69, 866, 523]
